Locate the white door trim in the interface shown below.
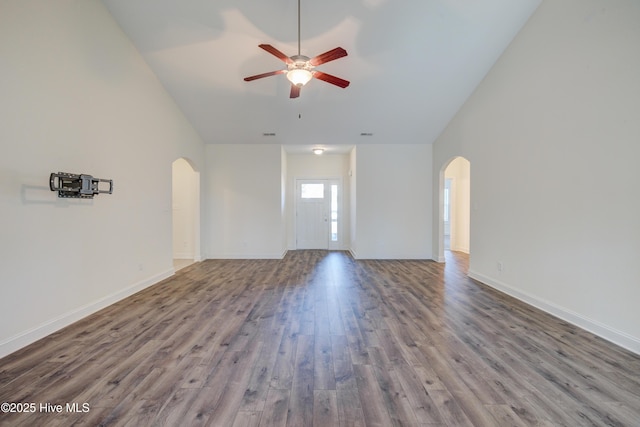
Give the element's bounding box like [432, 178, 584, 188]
[294, 177, 343, 250]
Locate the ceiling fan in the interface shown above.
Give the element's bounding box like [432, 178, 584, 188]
[243, 0, 350, 98]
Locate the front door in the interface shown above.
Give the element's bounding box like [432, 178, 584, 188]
[296, 180, 338, 249]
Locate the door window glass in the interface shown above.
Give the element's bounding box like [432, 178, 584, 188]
[331, 184, 338, 241]
[301, 183, 324, 199]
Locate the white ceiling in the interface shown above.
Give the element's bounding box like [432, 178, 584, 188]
[102, 0, 540, 148]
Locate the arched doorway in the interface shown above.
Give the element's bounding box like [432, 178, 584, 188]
[172, 158, 200, 271]
[437, 157, 470, 262]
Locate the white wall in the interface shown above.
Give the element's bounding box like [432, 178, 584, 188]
[433, 0, 640, 353]
[204, 144, 285, 259]
[352, 144, 433, 259]
[444, 157, 470, 254]
[286, 153, 350, 250]
[0, 0, 205, 357]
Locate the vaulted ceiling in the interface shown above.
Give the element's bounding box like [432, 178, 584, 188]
[102, 0, 541, 149]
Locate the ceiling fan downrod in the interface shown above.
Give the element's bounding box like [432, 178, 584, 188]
[297, 0, 301, 56]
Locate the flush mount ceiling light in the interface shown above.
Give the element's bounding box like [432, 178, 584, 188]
[243, 0, 350, 98]
[312, 148, 324, 155]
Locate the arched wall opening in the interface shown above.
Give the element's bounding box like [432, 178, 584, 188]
[437, 156, 470, 262]
[172, 157, 201, 270]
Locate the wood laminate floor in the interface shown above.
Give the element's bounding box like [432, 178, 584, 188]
[1, 250, 639, 426]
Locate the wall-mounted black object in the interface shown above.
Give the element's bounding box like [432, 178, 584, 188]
[49, 172, 113, 199]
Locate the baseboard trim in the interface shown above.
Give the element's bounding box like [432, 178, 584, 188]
[350, 248, 435, 261]
[351, 254, 433, 260]
[450, 246, 470, 254]
[0, 268, 175, 359]
[468, 270, 640, 356]
[173, 252, 194, 259]
[204, 251, 287, 260]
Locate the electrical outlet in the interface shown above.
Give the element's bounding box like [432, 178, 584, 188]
[497, 261, 504, 272]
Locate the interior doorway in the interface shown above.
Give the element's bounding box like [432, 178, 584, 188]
[172, 158, 200, 271]
[439, 157, 470, 261]
[295, 179, 341, 249]
[444, 178, 452, 250]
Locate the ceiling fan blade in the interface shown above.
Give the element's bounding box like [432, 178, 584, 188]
[290, 84, 301, 98]
[259, 44, 293, 64]
[309, 47, 347, 66]
[312, 71, 350, 88]
[244, 70, 286, 82]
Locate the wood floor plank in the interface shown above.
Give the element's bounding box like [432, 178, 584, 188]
[353, 364, 395, 427]
[330, 334, 357, 390]
[1, 250, 639, 426]
[370, 361, 420, 426]
[152, 387, 200, 426]
[326, 283, 346, 336]
[393, 362, 445, 425]
[233, 411, 262, 427]
[312, 390, 338, 427]
[286, 334, 314, 427]
[313, 333, 336, 390]
[239, 324, 285, 412]
[269, 324, 298, 391]
[483, 404, 530, 427]
[335, 388, 366, 427]
[375, 328, 410, 366]
[339, 304, 372, 366]
[429, 389, 475, 427]
[199, 339, 265, 427]
[257, 389, 289, 427]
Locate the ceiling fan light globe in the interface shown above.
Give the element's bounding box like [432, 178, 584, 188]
[287, 69, 312, 86]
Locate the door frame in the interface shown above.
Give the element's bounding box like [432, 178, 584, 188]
[171, 157, 201, 263]
[294, 177, 343, 250]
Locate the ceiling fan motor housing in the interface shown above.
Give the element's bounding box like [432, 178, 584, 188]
[289, 55, 311, 66]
